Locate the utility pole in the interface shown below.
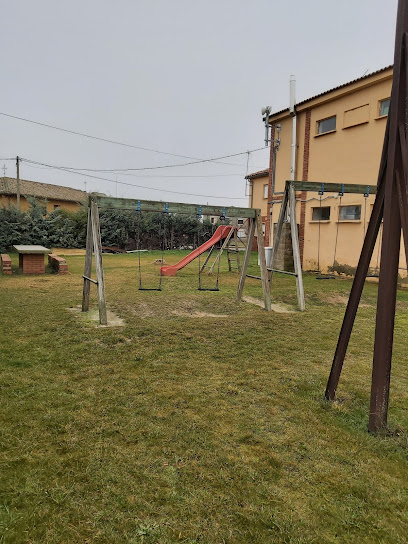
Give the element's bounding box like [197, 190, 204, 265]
[16, 156, 21, 211]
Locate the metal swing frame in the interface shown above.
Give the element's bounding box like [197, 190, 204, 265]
[82, 195, 272, 324]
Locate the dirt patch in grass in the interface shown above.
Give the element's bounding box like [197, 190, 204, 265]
[325, 294, 371, 308]
[172, 309, 228, 318]
[68, 305, 124, 327]
[242, 295, 294, 313]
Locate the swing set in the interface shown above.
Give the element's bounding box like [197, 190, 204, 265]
[268, 180, 377, 310]
[81, 194, 272, 324]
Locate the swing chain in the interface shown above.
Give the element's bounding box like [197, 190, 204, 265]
[137, 202, 167, 291]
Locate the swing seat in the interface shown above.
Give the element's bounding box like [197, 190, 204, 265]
[139, 287, 163, 291]
[198, 287, 220, 292]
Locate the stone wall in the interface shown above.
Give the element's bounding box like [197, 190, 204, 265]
[273, 223, 298, 272]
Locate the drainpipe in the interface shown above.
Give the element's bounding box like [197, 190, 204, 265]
[286, 75, 297, 225]
[289, 75, 296, 181]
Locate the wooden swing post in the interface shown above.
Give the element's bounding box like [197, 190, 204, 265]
[236, 211, 272, 311]
[81, 197, 107, 325]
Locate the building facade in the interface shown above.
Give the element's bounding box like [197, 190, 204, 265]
[0, 177, 87, 213]
[246, 66, 402, 274]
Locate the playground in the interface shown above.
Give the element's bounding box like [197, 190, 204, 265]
[1, 249, 408, 543]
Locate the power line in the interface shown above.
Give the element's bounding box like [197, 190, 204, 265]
[19, 145, 265, 173]
[23, 161, 242, 178]
[21, 157, 248, 200]
[0, 111, 265, 167]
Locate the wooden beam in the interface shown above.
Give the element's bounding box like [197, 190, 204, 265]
[287, 180, 377, 195]
[255, 210, 272, 312]
[82, 206, 93, 312]
[94, 195, 256, 218]
[289, 183, 306, 311]
[237, 218, 256, 301]
[90, 199, 108, 325]
[268, 187, 289, 282]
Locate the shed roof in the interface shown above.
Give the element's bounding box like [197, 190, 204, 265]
[245, 168, 269, 180]
[0, 177, 87, 203]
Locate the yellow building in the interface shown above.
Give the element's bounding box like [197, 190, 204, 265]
[0, 177, 87, 213]
[246, 66, 402, 274]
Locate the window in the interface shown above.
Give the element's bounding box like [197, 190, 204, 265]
[53, 204, 60, 210]
[339, 205, 361, 221]
[263, 184, 268, 199]
[312, 206, 331, 221]
[237, 219, 244, 225]
[317, 116, 336, 135]
[211, 217, 215, 224]
[379, 98, 390, 117]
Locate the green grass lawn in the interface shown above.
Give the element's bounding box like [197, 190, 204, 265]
[1, 250, 408, 543]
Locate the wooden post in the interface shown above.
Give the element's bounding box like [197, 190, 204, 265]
[289, 183, 306, 311]
[237, 217, 256, 301]
[82, 206, 93, 312]
[268, 187, 289, 281]
[255, 210, 272, 311]
[90, 199, 108, 325]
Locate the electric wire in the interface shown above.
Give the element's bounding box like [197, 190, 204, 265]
[20, 146, 266, 173]
[20, 157, 247, 200]
[22, 161, 243, 178]
[0, 111, 266, 168]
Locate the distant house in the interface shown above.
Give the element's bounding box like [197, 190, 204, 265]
[0, 177, 87, 213]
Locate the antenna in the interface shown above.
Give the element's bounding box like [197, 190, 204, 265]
[2, 163, 6, 177]
[289, 75, 296, 116]
[262, 106, 272, 146]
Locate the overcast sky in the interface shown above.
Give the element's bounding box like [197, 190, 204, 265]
[0, 0, 398, 205]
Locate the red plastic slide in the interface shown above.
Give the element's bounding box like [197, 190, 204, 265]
[160, 225, 236, 276]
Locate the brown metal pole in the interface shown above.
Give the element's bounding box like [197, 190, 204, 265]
[325, 112, 390, 400]
[325, 181, 385, 400]
[368, 3, 408, 431]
